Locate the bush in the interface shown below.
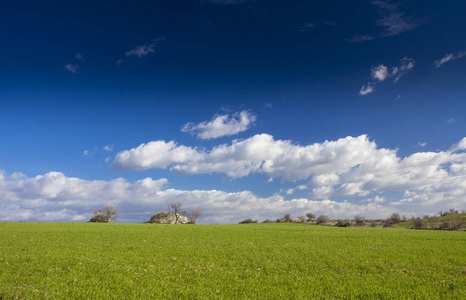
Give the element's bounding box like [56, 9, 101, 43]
[335, 219, 352, 227]
[261, 219, 275, 223]
[239, 219, 258, 224]
[316, 215, 330, 225]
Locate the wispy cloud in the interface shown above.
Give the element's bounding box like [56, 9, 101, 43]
[446, 118, 457, 124]
[433, 51, 466, 68]
[372, 0, 422, 37]
[182, 110, 256, 140]
[418, 142, 427, 147]
[359, 57, 415, 95]
[359, 84, 375, 96]
[103, 145, 114, 152]
[123, 37, 165, 61]
[64, 64, 80, 74]
[346, 35, 376, 43]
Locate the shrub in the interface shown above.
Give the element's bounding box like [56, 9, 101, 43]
[261, 219, 275, 223]
[239, 219, 258, 224]
[335, 219, 352, 227]
[316, 215, 330, 225]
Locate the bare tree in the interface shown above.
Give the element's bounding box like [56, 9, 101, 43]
[298, 216, 306, 223]
[185, 208, 203, 224]
[168, 201, 183, 224]
[316, 215, 329, 225]
[90, 205, 119, 223]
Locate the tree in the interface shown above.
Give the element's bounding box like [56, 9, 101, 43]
[168, 201, 183, 224]
[387, 213, 401, 224]
[316, 215, 330, 225]
[306, 213, 316, 222]
[90, 205, 119, 223]
[298, 216, 306, 223]
[353, 216, 365, 226]
[185, 208, 203, 224]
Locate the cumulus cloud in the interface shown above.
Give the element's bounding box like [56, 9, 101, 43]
[0, 170, 384, 223]
[2, 161, 465, 223]
[103, 144, 114, 152]
[111, 133, 466, 205]
[64, 64, 79, 74]
[360, 57, 415, 95]
[181, 110, 256, 140]
[110, 141, 202, 171]
[433, 51, 466, 68]
[372, 0, 422, 37]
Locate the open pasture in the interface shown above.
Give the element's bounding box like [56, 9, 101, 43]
[0, 222, 465, 299]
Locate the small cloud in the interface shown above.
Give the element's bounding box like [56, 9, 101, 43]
[116, 59, 124, 66]
[360, 57, 415, 95]
[125, 37, 165, 58]
[359, 84, 375, 96]
[346, 35, 376, 43]
[418, 142, 427, 147]
[264, 102, 273, 109]
[182, 110, 256, 140]
[83, 150, 89, 156]
[64, 64, 79, 74]
[446, 118, 457, 124]
[75, 54, 85, 61]
[103, 145, 114, 152]
[371, 64, 389, 81]
[433, 51, 466, 68]
[105, 157, 111, 163]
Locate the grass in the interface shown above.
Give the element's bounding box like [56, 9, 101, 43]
[393, 213, 466, 229]
[0, 222, 465, 299]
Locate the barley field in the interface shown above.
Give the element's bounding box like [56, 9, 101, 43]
[0, 222, 464, 299]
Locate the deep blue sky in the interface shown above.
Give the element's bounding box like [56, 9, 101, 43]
[1, 0, 465, 223]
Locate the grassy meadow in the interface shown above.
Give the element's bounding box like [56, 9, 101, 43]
[0, 222, 465, 299]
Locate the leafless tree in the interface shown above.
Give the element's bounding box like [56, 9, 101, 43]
[185, 208, 203, 224]
[298, 216, 306, 223]
[90, 205, 119, 223]
[168, 201, 183, 224]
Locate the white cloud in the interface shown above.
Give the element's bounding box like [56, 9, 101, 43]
[418, 142, 427, 147]
[83, 150, 89, 156]
[103, 144, 114, 152]
[447, 118, 457, 124]
[360, 57, 415, 95]
[181, 110, 256, 140]
[371, 64, 388, 81]
[110, 141, 202, 171]
[372, 0, 422, 37]
[359, 84, 374, 96]
[433, 51, 466, 68]
[0, 170, 432, 224]
[125, 37, 165, 58]
[64, 64, 79, 74]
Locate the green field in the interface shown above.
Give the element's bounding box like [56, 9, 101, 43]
[0, 222, 465, 299]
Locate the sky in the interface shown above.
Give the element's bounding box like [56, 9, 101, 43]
[1, 0, 465, 224]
